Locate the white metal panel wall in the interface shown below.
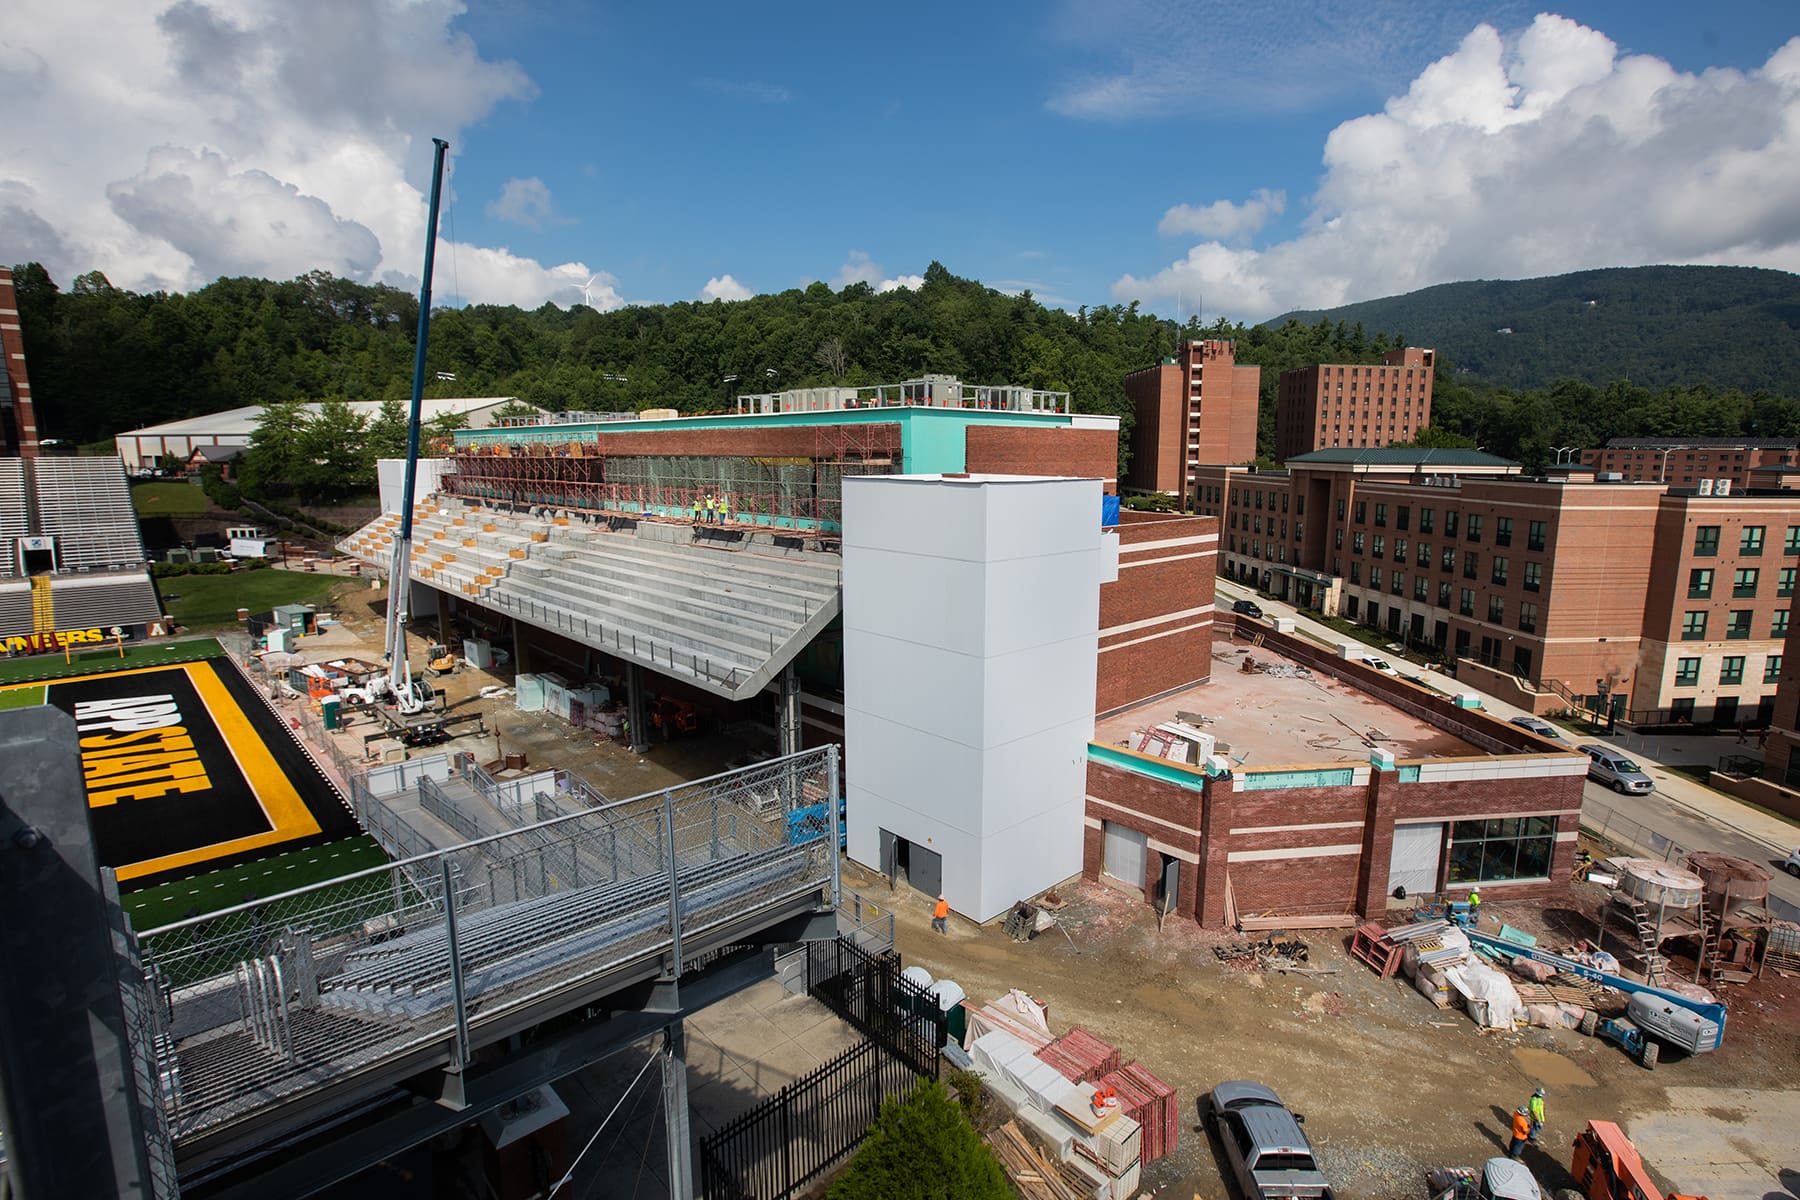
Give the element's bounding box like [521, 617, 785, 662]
[843, 474, 1102, 922]
[1388, 823, 1443, 896]
[1102, 822, 1148, 886]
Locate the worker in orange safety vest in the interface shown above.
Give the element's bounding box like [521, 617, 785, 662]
[932, 893, 949, 934]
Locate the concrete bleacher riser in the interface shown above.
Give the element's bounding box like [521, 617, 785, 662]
[0, 583, 32, 638]
[0, 460, 27, 576]
[30, 458, 146, 569]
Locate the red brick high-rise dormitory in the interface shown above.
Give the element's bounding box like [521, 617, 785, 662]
[1274, 347, 1434, 463]
[1121, 340, 1260, 509]
[1581, 438, 1800, 486]
[1195, 449, 1800, 727]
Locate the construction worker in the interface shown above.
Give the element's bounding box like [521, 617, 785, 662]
[932, 893, 949, 934]
[1506, 1106, 1532, 1159]
[1527, 1087, 1547, 1142]
[1468, 887, 1482, 922]
[691, 495, 702, 524]
[717, 492, 731, 523]
[703, 493, 715, 524]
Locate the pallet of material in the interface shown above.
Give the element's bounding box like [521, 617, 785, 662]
[1036, 1026, 1122, 1085]
[987, 1120, 1095, 1200]
[1238, 912, 1360, 931]
[1100, 1061, 1178, 1164]
[965, 1000, 1053, 1052]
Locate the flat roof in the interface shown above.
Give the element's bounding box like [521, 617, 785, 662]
[120, 397, 518, 439]
[1095, 643, 1475, 769]
[1283, 448, 1519, 468]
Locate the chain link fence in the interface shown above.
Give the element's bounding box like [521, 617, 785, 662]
[1582, 798, 1800, 923]
[125, 745, 841, 1149]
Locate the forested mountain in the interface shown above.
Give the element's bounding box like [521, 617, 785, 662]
[11, 259, 1800, 476]
[1268, 265, 1800, 393]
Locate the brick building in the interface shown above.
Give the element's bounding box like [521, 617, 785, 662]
[1083, 617, 1585, 927]
[1274, 347, 1434, 463]
[1195, 449, 1800, 726]
[1580, 438, 1800, 486]
[0, 266, 39, 458]
[1120, 340, 1260, 507]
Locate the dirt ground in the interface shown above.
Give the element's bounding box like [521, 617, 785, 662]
[853, 858, 1800, 1200]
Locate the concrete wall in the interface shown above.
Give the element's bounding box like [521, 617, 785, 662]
[378, 458, 453, 514]
[842, 474, 1103, 921]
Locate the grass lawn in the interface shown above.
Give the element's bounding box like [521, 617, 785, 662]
[123, 835, 391, 932]
[131, 480, 209, 516]
[0, 636, 226, 685]
[163, 568, 344, 628]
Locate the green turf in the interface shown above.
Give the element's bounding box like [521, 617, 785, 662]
[0, 636, 226, 685]
[123, 835, 392, 931]
[0, 684, 46, 708]
[162, 568, 344, 629]
[131, 480, 209, 516]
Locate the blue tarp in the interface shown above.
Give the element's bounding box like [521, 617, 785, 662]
[1101, 494, 1121, 527]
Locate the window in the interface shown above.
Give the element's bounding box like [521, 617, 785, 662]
[1437, 581, 1452, 608]
[1374, 503, 1387, 527]
[1391, 570, 1405, 596]
[1527, 520, 1546, 552]
[1460, 588, 1475, 616]
[1523, 561, 1541, 592]
[1466, 513, 1483, 542]
[1444, 511, 1459, 538]
[1417, 542, 1430, 568]
[1420, 507, 1435, 534]
[1255, 492, 1264, 509]
[1397, 505, 1410, 532]
[1370, 566, 1384, 589]
[1334, 528, 1343, 550]
[1354, 500, 1367, 523]
[1448, 816, 1555, 884]
[1675, 658, 1701, 687]
[1734, 568, 1759, 598]
[1682, 611, 1708, 640]
[1336, 499, 1346, 520]
[1688, 568, 1713, 599]
[1350, 562, 1362, 584]
[1775, 609, 1791, 638]
[1491, 556, 1509, 585]
[1741, 525, 1765, 556]
[1767, 655, 1784, 683]
[1781, 567, 1795, 598]
[1463, 550, 1479, 580]
[1518, 601, 1537, 633]
[1394, 537, 1407, 562]
[1488, 595, 1504, 623]
[1495, 517, 1513, 547]
[1372, 534, 1386, 558]
[1786, 525, 1800, 555]
[1440, 546, 1454, 572]
[1281, 494, 1289, 513]
[1253, 516, 1262, 533]
[1693, 526, 1720, 556]
[1727, 610, 1753, 640]
[1672, 697, 1695, 722]
[1719, 656, 1745, 686]
[1414, 576, 1429, 601]
[1353, 532, 1365, 554]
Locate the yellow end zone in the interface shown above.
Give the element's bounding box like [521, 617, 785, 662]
[0, 660, 322, 881]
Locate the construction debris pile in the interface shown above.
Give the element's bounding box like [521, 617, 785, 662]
[1213, 935, 1316, 974]
[963, 992, 1176, 1200]
[1238, 655, 1312, 679]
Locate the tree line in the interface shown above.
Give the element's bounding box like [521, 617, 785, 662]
[11, 260, 1798, 478]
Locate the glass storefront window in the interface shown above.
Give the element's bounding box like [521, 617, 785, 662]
[1447, 816, 1554, 884]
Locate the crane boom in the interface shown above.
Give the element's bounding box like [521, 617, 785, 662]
[383, 136, 450, 714]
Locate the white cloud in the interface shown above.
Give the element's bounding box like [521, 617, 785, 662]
[1158, 189, 1285, 240]
[695, 77, 792, 105]
[486, 176, 567, 229]
[1114, 15, 1800, 321]
[700, 274, 753, 302]
[831, 251, 922, 293]
[0, 0, 619, 309]
[1046, 0, 1524, 118]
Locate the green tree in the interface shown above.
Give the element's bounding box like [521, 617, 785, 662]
[292, 399, 371, 498]
[1392, 425, 1479, 449]
[427, 409, 470, 440]
[366, 398, 409, 461]
[827, 1078, 1008, 1200]
[240, 399, 310, 495]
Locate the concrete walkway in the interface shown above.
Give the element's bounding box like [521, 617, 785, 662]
[1214, 578, 1800, 860]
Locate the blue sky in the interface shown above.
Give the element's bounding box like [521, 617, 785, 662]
[3, 0, 1797, 320]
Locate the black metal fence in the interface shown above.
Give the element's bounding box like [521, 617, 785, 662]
[696, 937, 945, 1200]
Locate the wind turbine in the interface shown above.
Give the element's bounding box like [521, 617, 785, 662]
[578, 274, 606, 310]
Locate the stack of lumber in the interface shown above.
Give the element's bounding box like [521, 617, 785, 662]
[1036, 1027, 1121, 1085]
[986, 1121, 1091, 1200]
[1100, 1061, 1178, 1164]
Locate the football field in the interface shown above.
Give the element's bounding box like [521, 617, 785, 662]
[0, 653, 360, 890]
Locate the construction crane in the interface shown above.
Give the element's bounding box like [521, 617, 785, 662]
[378, 136, 450, 718]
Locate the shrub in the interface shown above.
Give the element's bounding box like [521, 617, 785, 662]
[827, 1077, 1009, 1200]
[946, 1068, 986, 1127]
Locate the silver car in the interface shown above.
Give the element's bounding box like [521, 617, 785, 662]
[1204, 1081, 1335, 1199]
[1508, 715, 1568, 744]
[1576, 744, 1654, 795]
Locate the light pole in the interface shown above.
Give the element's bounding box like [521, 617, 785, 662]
[722, 374, 739, 410]
[1658, 448, 1675, 482]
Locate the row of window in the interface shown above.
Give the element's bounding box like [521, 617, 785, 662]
[1693, 525, 1800, 556]
[1680, 610, 1788, 640]
[1688, 566, 1797, 599]
[1673, 655, 1781, 687]
[1228, 487, 1300, 513]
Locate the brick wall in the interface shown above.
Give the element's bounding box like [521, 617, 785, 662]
[964, 425, 1119, 492]
[0, 266, 38, 456]
[1098, 513, 1217, 713]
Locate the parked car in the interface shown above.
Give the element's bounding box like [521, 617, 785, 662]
[1508, 715, 1568, 744]
[1576, 744, 1655, 794]
[1783, 848, 1800, 878]
[1232, 599, 1265, 619]
[1361, 656, 1400, 677]
[1203, 1081, 1335, 1200]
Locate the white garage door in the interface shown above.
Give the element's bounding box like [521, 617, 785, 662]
[1388, 823, 1443, 898]
[1102, 822, 1148, 889]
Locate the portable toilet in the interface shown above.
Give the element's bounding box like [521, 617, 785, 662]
[515, 673, 546, 712]
[265, 626, 291, 653]
[320, 694, 342, 730]
[929, 980, 969, 1046]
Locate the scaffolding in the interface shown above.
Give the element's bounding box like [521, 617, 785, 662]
[441, 426, 904, 534]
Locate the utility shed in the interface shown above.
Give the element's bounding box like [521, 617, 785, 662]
[842, 473, 1105, 922]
